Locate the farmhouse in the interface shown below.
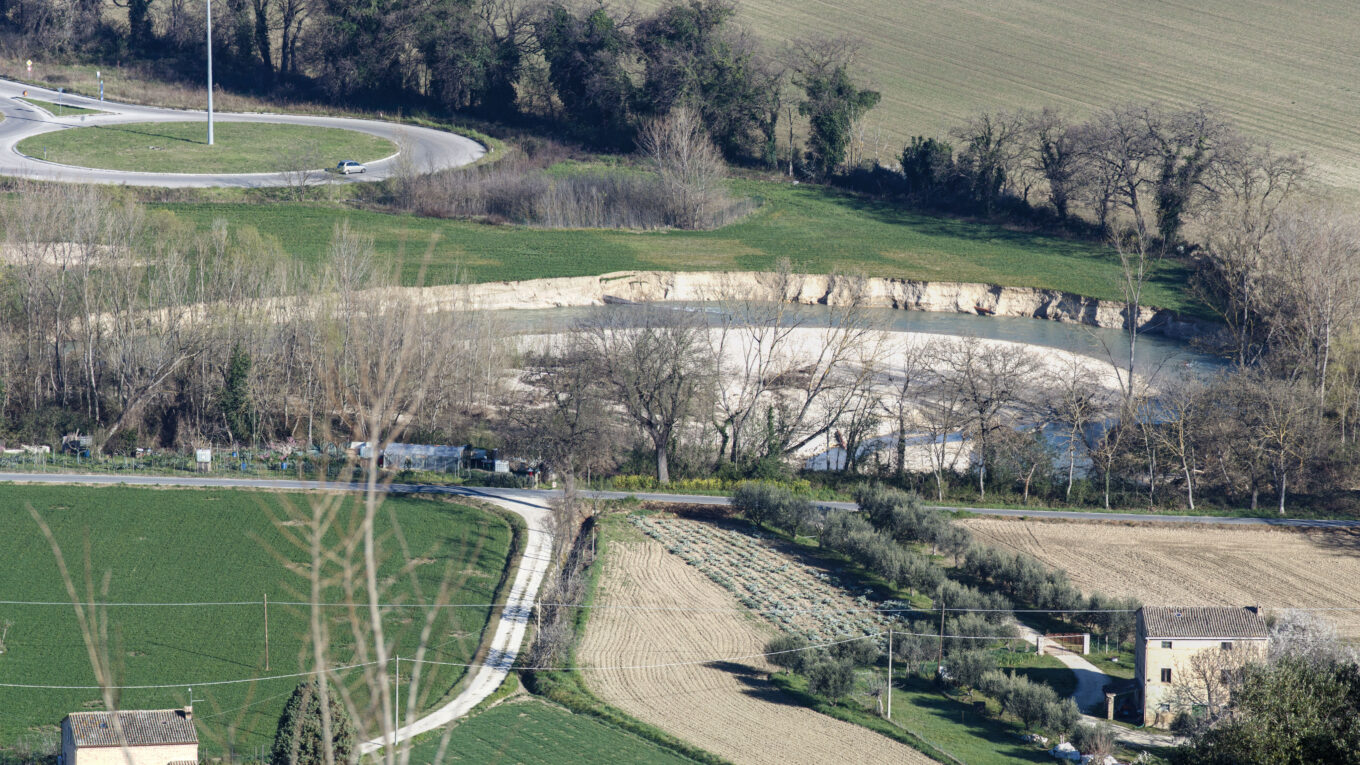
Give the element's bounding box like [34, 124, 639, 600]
[60, 707, 198, 765]
[1135, 606, 1268, 726]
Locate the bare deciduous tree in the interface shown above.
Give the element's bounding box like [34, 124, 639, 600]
[638, 105, 729, 229]
[934, 338, 1039, 500]
[1024, 106, 1087, 222]
[584, 306, 716, 484]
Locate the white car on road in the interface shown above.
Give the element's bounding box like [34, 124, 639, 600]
[337, 160, 367, 174]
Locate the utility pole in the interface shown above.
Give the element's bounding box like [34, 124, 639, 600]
[936, 600, 946, 678]
[205, 0, 214, 145]
[886, 628, 893, 719]
[263, 593, 270, 671]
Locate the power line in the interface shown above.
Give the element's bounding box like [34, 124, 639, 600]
[0, 660, 380, 691]
[0, 636, 885, 690]
[2, 597, 1357, 614]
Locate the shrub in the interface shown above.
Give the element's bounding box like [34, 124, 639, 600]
[1071, 723, 1115, 756]
[805, 657, 856, 700]
[980, 671, 1064, 732]
[946, 649, 997, 690]
[392, 152, 753, 231]
[732, 482, 791, 528]
[765, 633, 812, 672]
[1044, 699, 1081, 737]
[894, 628, 937, 670]
[831, 636, 880, 667]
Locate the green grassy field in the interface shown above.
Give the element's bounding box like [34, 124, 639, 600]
[17, 122, 393, 173]
[18, 98, 104, 117]
[156, 178, 1199, 313]
[0, 485, 512, 755]
[403, 698, 698, 764]
[887, 676, 1050, 764]
[631, 0, 1360, 189]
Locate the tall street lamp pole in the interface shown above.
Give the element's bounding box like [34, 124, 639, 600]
[206, 0, 214, 145]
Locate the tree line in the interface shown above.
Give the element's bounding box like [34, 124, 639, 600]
[2, 0, 879, 172]
[0, 183, 511, 455]
[5, 185, 1354, 517]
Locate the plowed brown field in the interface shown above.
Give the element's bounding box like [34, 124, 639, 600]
[961, 518, 1360, 635]
[577, 538, 936, 765]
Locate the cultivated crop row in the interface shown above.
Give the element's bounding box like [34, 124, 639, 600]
[631, 516, 887, 643]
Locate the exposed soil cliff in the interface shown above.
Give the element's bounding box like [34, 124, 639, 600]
[418, 271, 1211, 339]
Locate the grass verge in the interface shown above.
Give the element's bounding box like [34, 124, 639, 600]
[17, 121, 394, 173]
[18, 97, 104, 116]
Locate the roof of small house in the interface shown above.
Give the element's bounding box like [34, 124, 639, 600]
[63, 710, 198, 748]
[1139, 606, 1269, 639]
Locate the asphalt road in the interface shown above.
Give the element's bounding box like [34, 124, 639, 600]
[0, 471, 1355, 528]
[0, 78, 485, 187]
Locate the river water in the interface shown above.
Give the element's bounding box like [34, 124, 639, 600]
[491, 301, 1223, 374]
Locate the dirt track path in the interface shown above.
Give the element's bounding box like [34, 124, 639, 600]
[577, 538, 935, 765]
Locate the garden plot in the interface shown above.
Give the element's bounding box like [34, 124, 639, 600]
[631, 515, 888, 642]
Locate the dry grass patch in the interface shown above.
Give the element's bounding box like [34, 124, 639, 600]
[578, 536, 933, 765]
[960, 518, 1360, 635]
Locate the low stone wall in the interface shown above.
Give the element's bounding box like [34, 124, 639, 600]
[412, 271, 1212, 339]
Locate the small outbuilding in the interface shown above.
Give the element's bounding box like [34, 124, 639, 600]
[1135, 606, 1269, 726]
[60, 707, 198, 765]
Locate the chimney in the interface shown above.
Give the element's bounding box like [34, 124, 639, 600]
[183, 705, 193, 720]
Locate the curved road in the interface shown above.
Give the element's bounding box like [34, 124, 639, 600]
[359, 490, 553, 755]
[0, 78, 485, 187]
[0, 468, 1352, 751]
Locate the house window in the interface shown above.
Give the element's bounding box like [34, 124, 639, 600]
[1158, 703, 1171, 712]
[1161, 640, 1172, 649]
[1160, 668, 1172, 683]
[1221, 641, 1234, 650]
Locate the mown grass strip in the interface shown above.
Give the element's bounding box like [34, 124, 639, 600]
[19, 121, 394, 173]
[18, 97, 105, 116]
[152, 178, 1201, 315]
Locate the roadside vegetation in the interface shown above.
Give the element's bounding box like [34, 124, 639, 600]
[17, 97, 103, 116]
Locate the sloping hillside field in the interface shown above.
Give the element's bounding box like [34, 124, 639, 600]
[649, 0, 1360, 187]
[0, 485, 512, 754]
[577, 527, 934, 765]
[960, 518, 1360, 636]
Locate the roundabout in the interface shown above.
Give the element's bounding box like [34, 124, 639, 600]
[16, 120, 396, 174]
[0, 78, 485, 187]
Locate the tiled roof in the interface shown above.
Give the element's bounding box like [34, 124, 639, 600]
[1139, 606, 1269, 639]
[64, 710, 198, 747]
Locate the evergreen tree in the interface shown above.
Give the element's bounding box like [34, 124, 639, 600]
[793, 52, 879, 177]
[271, 681, 357, 765]
[220, 343, 254, 444]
